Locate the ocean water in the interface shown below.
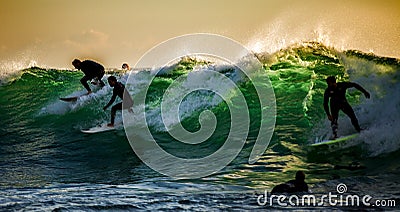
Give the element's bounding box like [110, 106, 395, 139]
[0, 42, 399, 211]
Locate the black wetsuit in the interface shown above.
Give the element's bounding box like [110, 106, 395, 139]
[324, 82, 362, 134]
[271, 179, 309, 194]
[104, 82, 133, 125]
[79, 60, 105, 92]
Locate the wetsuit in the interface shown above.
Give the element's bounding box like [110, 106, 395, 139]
[324, 82, 363, 135]
[79, 60, 105, 92]
[104, 82, 133, 125]
[271, 179, 309, 194]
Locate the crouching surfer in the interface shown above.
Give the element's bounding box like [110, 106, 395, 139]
[103, 76, 133, 127]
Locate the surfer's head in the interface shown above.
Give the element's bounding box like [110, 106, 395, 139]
[107, 75, 117, 87]
[122, 63, 130, 70]
[72, 59, 81, 69]
[326, 76, 337, 88]
[295, 171, 306, 182]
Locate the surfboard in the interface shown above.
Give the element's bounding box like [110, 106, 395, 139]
[59, 96, 79, 102]
[311, 133, 359, 147]
[59, 92, 91, 102]
[81, 124, 115, 134]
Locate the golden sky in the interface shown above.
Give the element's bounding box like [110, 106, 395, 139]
[0, 0, 399, 69]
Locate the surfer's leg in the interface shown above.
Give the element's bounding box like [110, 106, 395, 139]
[330, 104, 339, 138]
[110, 102, 123, 125]
[98, 80, 105, 87]
[80, 75, 92, 92]
[342, 102, 361, 132]
[331, 120, 338, 138]
[97, 70, 105, 87]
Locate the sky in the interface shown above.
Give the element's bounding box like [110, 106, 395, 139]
[0, 0, 399, 69]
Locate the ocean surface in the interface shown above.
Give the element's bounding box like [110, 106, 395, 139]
[1, 42, 399, 211]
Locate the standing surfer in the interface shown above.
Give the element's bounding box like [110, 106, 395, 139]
[103, 76, 133, 127]
[72, 59, 105, 94]
[324, 76, 370, 139]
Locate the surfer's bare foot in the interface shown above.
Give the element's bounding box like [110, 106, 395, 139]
[107, 123, 114, 127]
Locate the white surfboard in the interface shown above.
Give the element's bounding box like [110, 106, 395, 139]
[60, 88, 100, 102]
[81, 124, 115, 134]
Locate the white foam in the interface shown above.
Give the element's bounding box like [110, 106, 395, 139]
[123, 61, 244, 132]
[343, 56, 400, 156]
[0, 59, 38, 85]
[39, 75, 116, 115]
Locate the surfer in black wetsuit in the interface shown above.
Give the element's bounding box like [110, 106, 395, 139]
[103, 76, 133, 127]
[324, 76, 370, 138]
[72, 59, 105, 94]
[271, 171, 309, 194]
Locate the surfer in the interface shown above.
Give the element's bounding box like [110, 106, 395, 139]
[271, 171, 309, 194]
[122, 63, 130, 70]
[103, 76, 133, 127]
[72, 59, 105, 94]
[324, 76, 370, 138]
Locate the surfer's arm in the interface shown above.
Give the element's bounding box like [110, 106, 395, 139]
[350, 82, 370, 99]
[103, 92, 117, 110]
[80, 76, 92, 92]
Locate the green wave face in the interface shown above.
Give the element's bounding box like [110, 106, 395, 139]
[1, 42, 399, 188]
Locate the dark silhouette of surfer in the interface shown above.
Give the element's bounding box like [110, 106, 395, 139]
[103, 76, 133, 127]
[271, 171, 309, 194]
[72, 59, 105, 94]
[324, 76, 370, 139]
